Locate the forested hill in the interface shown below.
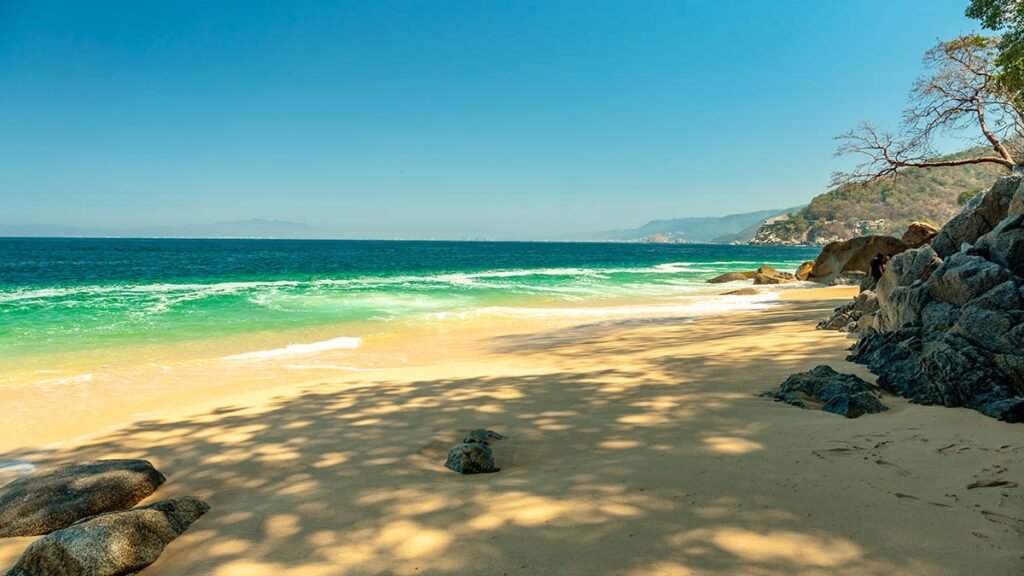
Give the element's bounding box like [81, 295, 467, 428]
[751, 147, 1007, 245]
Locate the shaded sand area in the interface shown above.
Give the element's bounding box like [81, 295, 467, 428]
[1, 286, 1022, 575]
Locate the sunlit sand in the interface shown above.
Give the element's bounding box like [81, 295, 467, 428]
[1, 286, 1021, 575]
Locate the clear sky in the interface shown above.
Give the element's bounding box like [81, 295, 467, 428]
[0, 0, 983, 239]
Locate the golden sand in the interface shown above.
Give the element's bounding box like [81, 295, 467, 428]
[0, 285, 1021, 575]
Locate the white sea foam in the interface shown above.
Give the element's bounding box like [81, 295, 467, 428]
[0, 262, 731, 305]
[224, 336, 363, 360]
[426, 292, 779, 321]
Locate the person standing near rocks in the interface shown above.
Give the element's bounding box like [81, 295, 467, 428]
[869, 253, 887, 280]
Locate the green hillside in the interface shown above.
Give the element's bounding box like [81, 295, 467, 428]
[751, 147, 1006, 245]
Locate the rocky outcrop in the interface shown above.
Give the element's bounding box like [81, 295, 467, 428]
[872, 245, 944, 333]
[841, 181, 1024, 422]
[0, 460, 166, 537]
[3, 496, 209, 576]
[901, 221, 940, 248]
[808, 235, 908, 284]
[818, 290, 879, 333]
[445, 429, 504, 474]
[752, 265, 796, 285]
[707, 266, 799, 285]
[794, 261, 815, 281]
[706, 271, 755, 284]
[759, 365, 887, 418]
[931, 174, 1022, 258]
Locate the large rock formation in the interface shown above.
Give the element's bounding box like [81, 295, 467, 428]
[0, 460, 166, 537]
[931, 174, 1022, 258]
[808, 235, 908, 284]
[901, 221, 940, 248]
[3, 496, 209, 576]
[759, 365, 888, 418]
[840, 176, 1024, 422]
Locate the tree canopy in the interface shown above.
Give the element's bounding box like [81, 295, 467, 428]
[967, 0, 1024, 105]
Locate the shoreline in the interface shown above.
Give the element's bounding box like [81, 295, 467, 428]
[0, 284, 824, 451]
[2, 284, 1022, 575]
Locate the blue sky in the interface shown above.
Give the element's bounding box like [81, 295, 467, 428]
[0, 1, 982, 239]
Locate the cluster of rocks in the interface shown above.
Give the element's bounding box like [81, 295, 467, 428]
[819, 174, 1024, 422]
[0, 459, 208, 576]
[817, 290, 879, 333]
[760, 365, 888, 418]
[708, 265, 800, 289]
[445, 429, 504, 474]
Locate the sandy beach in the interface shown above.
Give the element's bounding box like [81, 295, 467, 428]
[1, 286, 1022, 575]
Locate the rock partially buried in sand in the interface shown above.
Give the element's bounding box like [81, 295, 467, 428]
[445, 429, 504, 474]
[3, 496, 210, 576]
[723, 287, 759, 296]
[760, 365, 888, 418]
[0, 460, 166, 537]
[706, 271, 756, 284]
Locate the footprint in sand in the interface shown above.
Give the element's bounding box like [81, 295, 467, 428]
[893, 492, 952, 508]
[937, 443, 972, 454]
[967, 479, 1019, 490]
[981, 510, 1024, 535]
[875, 459, 914, 477]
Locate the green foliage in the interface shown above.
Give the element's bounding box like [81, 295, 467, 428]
[958, 188, 983, 205]
[967, 0, 1024, 104]
[762, 145, 1005, 243]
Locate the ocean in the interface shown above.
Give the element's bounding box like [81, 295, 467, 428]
[0, 238, 820, 388]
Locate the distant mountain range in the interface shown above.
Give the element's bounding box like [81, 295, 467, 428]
[572, 207, 803, 243]
[0, 219, 324, 239]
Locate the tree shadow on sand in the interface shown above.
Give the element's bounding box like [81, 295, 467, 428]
[0, 300, 1003, 575]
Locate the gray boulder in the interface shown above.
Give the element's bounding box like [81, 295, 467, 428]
[1010, 180, 1024, 216]
[760, 365, 887, 418]
[0, 460, 166, 537]
[4, 496, 209, 576]
[818, 290, 878, 334]
[928, 253, 1012, 307]
[445, 429, 504, 474]
[850, 327, 1024, 422]
[872, 245, 943, 332]
[932, 174, 1022, 258]
[973, 213, 1024, 277]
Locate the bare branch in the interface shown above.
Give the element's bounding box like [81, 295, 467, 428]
[835, 35, 1022, 185]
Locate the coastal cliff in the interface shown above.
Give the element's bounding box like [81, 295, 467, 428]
[751, 148, 1004, 246]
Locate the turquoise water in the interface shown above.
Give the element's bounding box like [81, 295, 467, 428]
[0, 239, 820, 364]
